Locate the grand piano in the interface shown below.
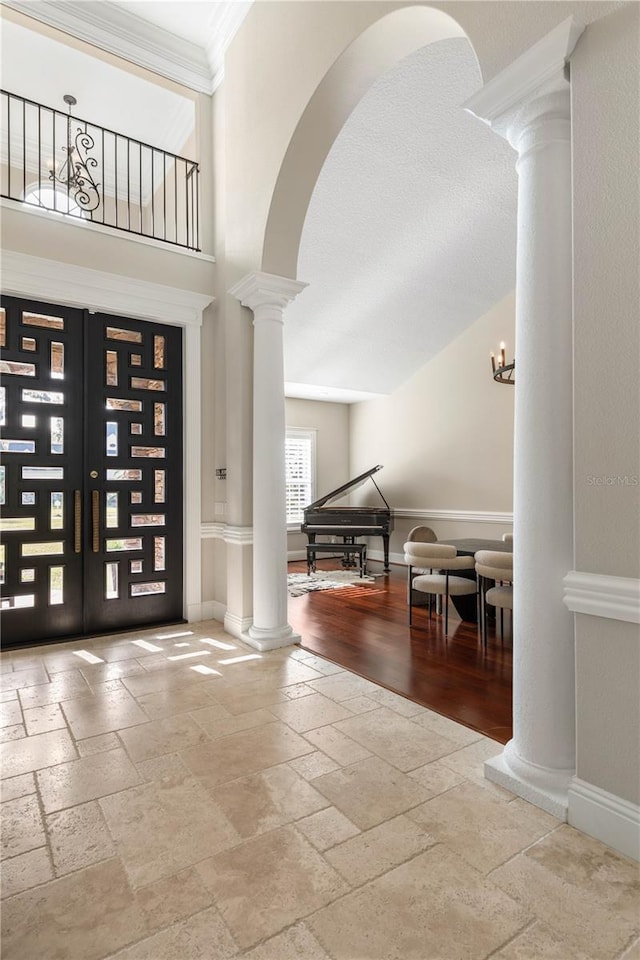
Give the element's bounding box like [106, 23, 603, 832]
[301, 465, 394, 572]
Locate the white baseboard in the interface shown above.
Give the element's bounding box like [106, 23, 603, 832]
[199, 600, 226, 624]
[568, 777, 640, 861]
[223, 612, 253, 639]
[287, 549, 307, 561]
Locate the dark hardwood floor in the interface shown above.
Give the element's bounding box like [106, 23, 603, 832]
[288, 558, 513, 744]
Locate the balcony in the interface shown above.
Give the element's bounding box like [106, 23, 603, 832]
[1, 90, 200, 252]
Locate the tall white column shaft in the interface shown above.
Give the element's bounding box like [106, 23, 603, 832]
[465, 18, 583, 817]
[510, 90, 575, 775]
[251, 302, 291, 640]
[229, 272, 307, 651]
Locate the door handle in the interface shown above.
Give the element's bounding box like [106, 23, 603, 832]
[74, 490, 82, 553]
[92, 490, 100, 553]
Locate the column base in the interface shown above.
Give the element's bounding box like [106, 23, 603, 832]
[241, 622, 301, 652]
[484, 739, 574, 820]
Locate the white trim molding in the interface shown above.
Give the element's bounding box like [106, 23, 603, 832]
[1, 251, 213, 327]
[395, 508, 513, 525]
[568, 778, 640, 862]
[4, 0, 211, 94]
[201, 522, 253, 546]
[563, 571, 640, 623]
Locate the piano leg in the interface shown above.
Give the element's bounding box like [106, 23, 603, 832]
[383, 535, 390, 573]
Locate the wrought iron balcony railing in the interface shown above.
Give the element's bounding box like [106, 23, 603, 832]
[1, 91, 200, 251]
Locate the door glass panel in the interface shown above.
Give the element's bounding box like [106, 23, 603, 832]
[0, 466, 5, 504]
[130, 560, 143, 573]
[154, 403, 165, 436]
[0, 517, 36, 532]
[22, 492, 36, 505]
[106, 398, 142, 412]
[130, 491, 142, 504]
[22, 388, 64, 404]
[1, 360, 36, 376]
[22, 466, 64, 480]
[106, 422, 118, 457]
[1, 595, 36, 609]
[130, 354, 142, 366]
[20, 569, 36, 582]
[106, 492, 118, 528]
[0, 307, 5, 346]
[105, 562, 119, 599]
[130, 423, 143, 435]
[106, 538, 143, 552]
[0, 545, 4, 582]
[49, 567, 64, 605]
[0, 387, 5, 424]
[154, 470, 165, 503]
[131, 514, 165, 527]
[154, 537, 165, 572]
[21, 414, 36, 427]
[50, 416, 64, 454]
[131, 446, 165, 458]
[130, 378, 165, 391]
[22, 541, 64, 556]
[131, 581, 165, 596]
[51, 342, 64, 379]
[106, 327, 142, 343]
[154, 336, 165, 369]
[22, 337, 37, 351]
[1, 439, 35, 453]
[50, 492, 63, 529]
[106, 469, 142, 481]
[106, 351, 118, 386]
[23, 312, 64, 330]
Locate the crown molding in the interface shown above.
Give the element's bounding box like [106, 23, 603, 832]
[1, 0, 250, 95]
[464, 16, 583, 134]
[205, 1, 253, 93]
[563, 571, 640, 624]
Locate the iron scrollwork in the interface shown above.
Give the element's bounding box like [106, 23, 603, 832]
[50, 123, 101, 214]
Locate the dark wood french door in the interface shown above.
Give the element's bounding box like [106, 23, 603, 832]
[0, 295, 183, 647]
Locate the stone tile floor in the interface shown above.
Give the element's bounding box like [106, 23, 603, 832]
[1, 621, 638, 960]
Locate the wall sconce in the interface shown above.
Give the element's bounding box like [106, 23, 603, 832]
[490, 342, 515, 385]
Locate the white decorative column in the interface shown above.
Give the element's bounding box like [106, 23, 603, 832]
[229, 271, 307, 651]
[466, 18, 583, 818]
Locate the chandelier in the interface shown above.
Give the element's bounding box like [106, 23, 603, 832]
[490, 342, 515, 385]
[49, 94, 100, 213]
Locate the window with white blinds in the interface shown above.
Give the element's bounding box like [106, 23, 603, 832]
[285, 428, 316, 525]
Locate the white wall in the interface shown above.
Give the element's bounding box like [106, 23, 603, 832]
[285, 397, 350, 558]
[570, 3, 640, 811]
[350, 293, 515, 557]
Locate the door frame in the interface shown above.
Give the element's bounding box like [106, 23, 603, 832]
[2, 250, 214, 624]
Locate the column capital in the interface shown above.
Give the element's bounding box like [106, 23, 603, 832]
[229, 271, 307, 314]
[464, 16, 583, 144]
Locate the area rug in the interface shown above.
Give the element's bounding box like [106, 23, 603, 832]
[287, 569, 380, 598]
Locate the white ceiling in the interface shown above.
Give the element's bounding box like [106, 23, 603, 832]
[284, 37, 518, 401]
[0, 17, 195, 153]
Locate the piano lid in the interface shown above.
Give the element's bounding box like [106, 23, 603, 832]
[306, 465, 390, 511]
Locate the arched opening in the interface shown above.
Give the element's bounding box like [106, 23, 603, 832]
[263, 5, 517, 744]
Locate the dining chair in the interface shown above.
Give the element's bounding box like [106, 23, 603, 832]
[404, 542, 476, 636]
[475, 549, 513, 647]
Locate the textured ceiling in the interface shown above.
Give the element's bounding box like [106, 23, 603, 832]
[284, 37, 518, 400]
